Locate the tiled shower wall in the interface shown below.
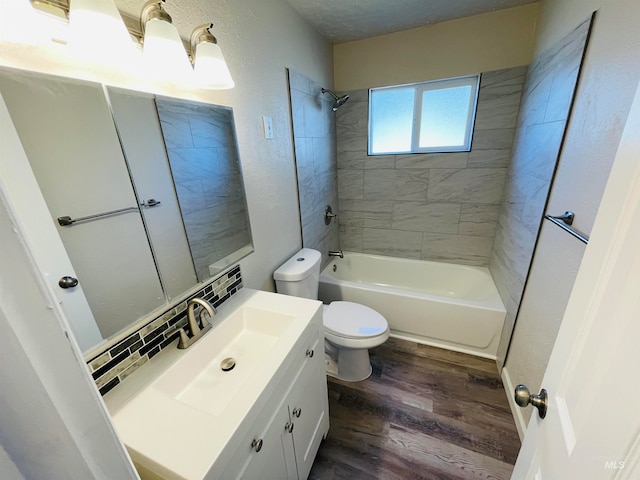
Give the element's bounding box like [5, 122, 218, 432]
[490, 18, 592, 366]
[288, 69, 340, 267]
[336, 66, 526, 266]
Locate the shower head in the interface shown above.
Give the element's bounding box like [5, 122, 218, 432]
[321, 88, 350, 111]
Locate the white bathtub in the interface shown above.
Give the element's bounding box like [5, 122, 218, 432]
[318, 252, 506, 359]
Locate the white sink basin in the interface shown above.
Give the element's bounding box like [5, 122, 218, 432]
[153, 306, 295, 416]
[105, 289, 322, 480]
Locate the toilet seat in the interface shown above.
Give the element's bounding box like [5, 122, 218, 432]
[323, 301, 388, 339]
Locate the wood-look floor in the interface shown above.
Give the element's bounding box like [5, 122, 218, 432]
[309, 338, 520, 480]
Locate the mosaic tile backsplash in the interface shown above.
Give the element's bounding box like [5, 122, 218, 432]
[87, 265, 242, 396]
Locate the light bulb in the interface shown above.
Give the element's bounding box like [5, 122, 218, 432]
[68, 0, 136, 66]
[142, 17, 193, 84]
[193, 40, 234, 89]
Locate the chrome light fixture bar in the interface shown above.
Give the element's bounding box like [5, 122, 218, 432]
[28, 0, 234, 89]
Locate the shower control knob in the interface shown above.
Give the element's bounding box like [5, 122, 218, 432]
[285, 422, 294, 433]
[292, 407, 301, 418]
[251, 438, 263, 452]
[514, 384, 548, 419]
[306, 349, 314, 358]
[58, 276, 79, 289]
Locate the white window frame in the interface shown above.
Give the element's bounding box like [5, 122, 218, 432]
[368, 74, 480, 155]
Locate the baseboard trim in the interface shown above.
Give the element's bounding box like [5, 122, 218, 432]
[501, 366, 528, 441]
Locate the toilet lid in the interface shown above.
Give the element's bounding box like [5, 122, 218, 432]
[323, 301, 388, 339]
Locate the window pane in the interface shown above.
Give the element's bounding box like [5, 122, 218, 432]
[419, 85, 472, 149]
[370, 87, 415, 154]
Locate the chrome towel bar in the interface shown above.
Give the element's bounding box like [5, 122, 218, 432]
[544, 211, 589, 245]
[58, 206, 139, 226]
[57, 199, 161, 226]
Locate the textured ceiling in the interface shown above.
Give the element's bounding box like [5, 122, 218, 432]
[285, 0, 538, 43]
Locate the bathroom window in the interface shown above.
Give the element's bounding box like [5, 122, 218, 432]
[368, 74, 480, 155]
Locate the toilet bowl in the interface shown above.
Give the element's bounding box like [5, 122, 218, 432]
[273, 248, 389, 382]
[322, 301, 389, 381]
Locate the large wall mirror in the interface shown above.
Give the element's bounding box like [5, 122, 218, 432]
[0, 67, 253, 355]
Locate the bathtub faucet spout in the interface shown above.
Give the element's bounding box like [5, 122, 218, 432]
[328, 250, 344, 259]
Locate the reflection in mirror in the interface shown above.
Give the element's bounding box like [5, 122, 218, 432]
[0, 67, 253, 355]
[107, 88, 199, 299]
[155, 97, 252, 281]
[0, 69, 165, 345]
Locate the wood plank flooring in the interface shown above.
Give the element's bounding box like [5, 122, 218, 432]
[309, 338, 521, 480]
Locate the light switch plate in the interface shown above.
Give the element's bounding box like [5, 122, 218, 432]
[262, 116, 274, 139]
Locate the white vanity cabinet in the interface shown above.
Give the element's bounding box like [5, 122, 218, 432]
[219, 332, 329, 480]
[107, 290, 329, 480]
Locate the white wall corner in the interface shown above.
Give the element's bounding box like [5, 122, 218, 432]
[501, 366, 529, 441]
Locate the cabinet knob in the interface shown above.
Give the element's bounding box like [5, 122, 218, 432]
[292, 407, 302, 418]
[285, 422, 294, 433]
[306, 349, 314, 358]
[251, 438, 263, 452]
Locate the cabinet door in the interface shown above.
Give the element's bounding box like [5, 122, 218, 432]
[223, 400, 297, 480]
[289, 337, 329, 480]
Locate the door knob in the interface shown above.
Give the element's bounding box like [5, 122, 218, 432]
[58, 276, 79, 289]
[514, 384, 548, 419]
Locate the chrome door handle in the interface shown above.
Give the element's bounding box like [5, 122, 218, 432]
[514, 384, 548, 419]
[547, 211, 575, 225]
[58, 276, 79, 289]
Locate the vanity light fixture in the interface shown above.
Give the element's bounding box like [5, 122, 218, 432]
[68, 0, 136, 64]
[140, 0, 193, 83]
[23, 0, 235, 89]
[190, 23, 234, 89]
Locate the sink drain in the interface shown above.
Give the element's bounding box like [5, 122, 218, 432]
[220, 357, 236, 371]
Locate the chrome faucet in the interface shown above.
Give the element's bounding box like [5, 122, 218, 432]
[166, 297, 216, 349]
[328, 250, 344, 258]
[187, 297, 216, 335]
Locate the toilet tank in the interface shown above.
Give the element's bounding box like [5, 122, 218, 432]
[273, 248, 322, 300]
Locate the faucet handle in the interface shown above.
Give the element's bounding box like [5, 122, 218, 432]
[164, 326, 189, 349]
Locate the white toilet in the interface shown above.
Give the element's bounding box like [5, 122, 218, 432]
[274, 248, 389, 382]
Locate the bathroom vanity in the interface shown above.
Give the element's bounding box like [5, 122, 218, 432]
[105, 289, 330, 480]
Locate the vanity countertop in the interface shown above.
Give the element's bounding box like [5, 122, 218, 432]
[104, 288, 322, 480]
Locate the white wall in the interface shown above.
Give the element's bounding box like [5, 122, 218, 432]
[503, 0, 640, 433]
[333, 4, 539, 91]
[0, 0, 333, 292]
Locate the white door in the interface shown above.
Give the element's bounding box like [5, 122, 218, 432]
[0, 93, 103, 351]
[511, 77, 640, 478]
